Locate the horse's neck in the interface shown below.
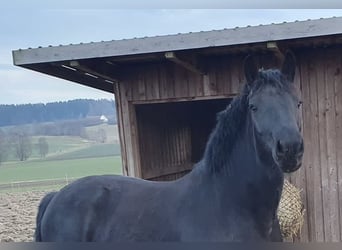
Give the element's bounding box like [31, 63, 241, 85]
[197, 114, 283, 219]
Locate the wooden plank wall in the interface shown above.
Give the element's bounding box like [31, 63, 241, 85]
[290, 46, 342, 242]
[123, 55, 246, 103]
[135, 103, 193, 180]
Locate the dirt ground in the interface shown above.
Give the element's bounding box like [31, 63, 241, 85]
[0, 191, 49, 242]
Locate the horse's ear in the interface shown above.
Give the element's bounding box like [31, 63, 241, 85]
[244, 54, 258, 85]
[281, 50, 296, 83]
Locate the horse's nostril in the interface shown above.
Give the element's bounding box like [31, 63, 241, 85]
[276, 140, 286, 156]
[298, 141, 304, 153]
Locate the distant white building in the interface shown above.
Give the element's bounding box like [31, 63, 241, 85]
[100, 115, 108, 123]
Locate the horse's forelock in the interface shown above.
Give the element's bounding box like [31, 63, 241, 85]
[249, 69, 293, 97]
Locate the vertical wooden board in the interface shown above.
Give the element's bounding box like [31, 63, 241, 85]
[298, 52, 314, 242]
[115, 82, 130, 176]
[231, 55, 245, 94]
[129, 68, 140, 102]
[163, 122, 171, 169]
[177, 127, 183, 165]
[215, 57, 230, 95]
[165, 124, 174, 167]
[137, 68, 147, 101]
[290, 54, 309, 242]
[167, 64, 176, 99]
[178, 127, 185, 165]
[334, 49, 342, 241]
[119, 82, 141, 178]
[184, 126, 191, 164]
[174, 65, 189, 98]
[316, 52, 331, 242]
[159, 125, 166, 169]
[151, 119, 159, 170]
[188, 73, 202, 97]
[124, 78, 134, 102]
[308, 53, 325, 242]
[202, 61, 218, 96]
[145, 64, 160, 101]
[114, 83, 129, 176]
[223, 57, 233, 94]
[175, 127, 183, 165]
[142, 115, 149, 175]
[203, 74, 211, 96]
[153, 118, 161, 171]
[156, 121, 165, 171]
[194, 72, 204, 97]
[324, 50, 340, 242]
[208, 63, 218, 96]
[172, 126, 179, 166]
[136, 109, 146, 177]
[130, 103, 142, 178]
[154, 65, 161, 100]
[159, 63, 170, 99]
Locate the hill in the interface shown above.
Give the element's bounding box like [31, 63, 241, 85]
[0, 99, 116, 127]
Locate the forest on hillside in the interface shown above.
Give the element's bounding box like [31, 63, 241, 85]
[0, 99, 116, 127]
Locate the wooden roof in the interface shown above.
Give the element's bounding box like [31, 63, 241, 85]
[12, 17, 342, 93]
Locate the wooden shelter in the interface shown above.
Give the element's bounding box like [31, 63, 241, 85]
[12, 17, 342, 242]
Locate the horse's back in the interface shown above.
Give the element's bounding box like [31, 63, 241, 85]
[38, 175, 175, 241]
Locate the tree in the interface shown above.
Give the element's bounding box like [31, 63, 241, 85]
[97, 128, 107, 143]
[0, 129, 8, 165]
[37, 137, 49, 158]
[12, 131, 32, 161]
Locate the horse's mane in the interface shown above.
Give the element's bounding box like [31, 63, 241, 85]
[202, 83, 249, 175]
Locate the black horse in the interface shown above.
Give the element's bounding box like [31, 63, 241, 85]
[35, 51, 304, 242]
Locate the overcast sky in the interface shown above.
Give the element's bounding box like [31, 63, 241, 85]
[1, 8, 342, 104]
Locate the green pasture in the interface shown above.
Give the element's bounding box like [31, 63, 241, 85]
[46, 143, 121, 161]
[0, 156, 122, 184]
[0, 123, 123, 193]
[4, 136, 89, 162]
[3, 123, 119, 162]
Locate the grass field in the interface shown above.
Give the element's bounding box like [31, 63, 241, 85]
[4, 136, 89, 162]
[0, 124, 123, 190]
[3, 124, 119, 162]
[46, 143, 121, 161]
[0, 156, 122, 184]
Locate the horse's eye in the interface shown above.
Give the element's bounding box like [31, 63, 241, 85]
[249, 104, 258, 112]
[297, 101, 303, 108]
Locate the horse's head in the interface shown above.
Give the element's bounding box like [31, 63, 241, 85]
[243, 51, 304, 173]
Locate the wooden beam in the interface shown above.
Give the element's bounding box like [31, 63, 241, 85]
[266, 41, 285, 62]
[131, 94, 234, 105]
[26, 63, 114, 93]
[117, 82, 142, 178]
[69, 60, 119, 83]
[113, 82, 129, 176]
[165, 52, 205, 75]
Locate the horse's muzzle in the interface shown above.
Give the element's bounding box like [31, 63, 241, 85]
[273, 137, 304, 173]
